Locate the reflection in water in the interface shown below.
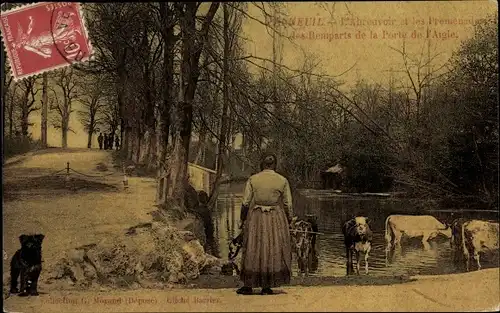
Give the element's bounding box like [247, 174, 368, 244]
[215, 190, 499, 277]
[215, 194, 241, 260]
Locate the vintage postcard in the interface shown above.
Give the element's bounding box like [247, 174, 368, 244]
[2, 1, 498, 312]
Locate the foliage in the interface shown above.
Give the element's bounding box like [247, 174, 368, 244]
[3, 135, 45, 160]
[2, 3, 496, 212]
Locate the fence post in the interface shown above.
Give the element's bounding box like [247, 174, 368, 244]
[65, 162, 70, 188]
[122, 162, 128, 190]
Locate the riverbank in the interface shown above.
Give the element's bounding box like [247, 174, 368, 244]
[3, 268, 499, 312]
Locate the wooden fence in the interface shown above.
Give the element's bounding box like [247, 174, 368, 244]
[187, 162, 217, 194]
[156, 163, 217, 205]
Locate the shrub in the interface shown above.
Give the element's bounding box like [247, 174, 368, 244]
[3, 136, 45, 160]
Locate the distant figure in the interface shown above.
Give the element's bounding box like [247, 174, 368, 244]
[97, 133, 103, 150]
[108, 133, 114, 150]
[103, 134, 108, 150]
[115, 136, 120, 150]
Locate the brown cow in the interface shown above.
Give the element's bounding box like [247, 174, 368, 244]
[290, 216, 315, 276]
[460, 220, 499, 271]
[385, 215, 452, 249]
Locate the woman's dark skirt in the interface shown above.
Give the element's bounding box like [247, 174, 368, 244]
[240, 206, 292, 288]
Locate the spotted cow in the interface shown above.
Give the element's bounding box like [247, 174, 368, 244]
[342, 216, 372, 275]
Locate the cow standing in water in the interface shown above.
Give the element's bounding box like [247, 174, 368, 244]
[459, 219, 499, 271]
[342, 216, 372, 275]
[290, 216, 317, 276]
[385, 215, 451, 250]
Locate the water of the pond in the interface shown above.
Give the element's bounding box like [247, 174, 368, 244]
[214, 188, 499, 277]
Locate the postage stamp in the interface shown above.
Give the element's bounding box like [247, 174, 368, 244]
[0, 2, 93, 81]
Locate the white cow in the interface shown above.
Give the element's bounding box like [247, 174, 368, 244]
[385, 215, 452, 251]
[461, 220, 499, 271]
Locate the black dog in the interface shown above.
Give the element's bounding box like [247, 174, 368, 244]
[10, 234, 45, 296]
[228, 231, 243, 260]
[221, 262, 240, 276]
[221, 232, 244, 276]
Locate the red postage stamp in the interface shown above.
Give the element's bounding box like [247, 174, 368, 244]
[0, 2, 93, 80]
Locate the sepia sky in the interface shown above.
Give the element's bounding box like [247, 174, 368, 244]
[26, 1, 497, 149]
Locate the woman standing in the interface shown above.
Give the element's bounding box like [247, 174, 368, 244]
[237, 153, 294, 295]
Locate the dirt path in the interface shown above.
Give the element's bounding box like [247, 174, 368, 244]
[3, 149, 156, 286]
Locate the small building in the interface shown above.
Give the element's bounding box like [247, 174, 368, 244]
[320, 163, 344, 190]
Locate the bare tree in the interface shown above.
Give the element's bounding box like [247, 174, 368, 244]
[207, 2, 241, 208]
[18, 77, 40, 138]
[162, 2, 220, 209]
[2, 40, 14, 124]
[387, 41, 448, 123]
[40, 73, 49, 147]
[78, 74, 107, 148]
[154, 1, 176, 187]
[50, 67, 79, 148]
[4, 84, 22, 138]
[101, 95, 120, 142]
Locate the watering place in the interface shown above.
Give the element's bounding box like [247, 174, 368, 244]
[214, 187, 499, 277]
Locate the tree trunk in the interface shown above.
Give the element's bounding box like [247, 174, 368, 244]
[2, 37, 11, 137]
[166, 2, 198, 208]
[120, 118, 125, 152]
[207, 3, 230, 209]
[165, 2, 219, 209]
[87, 115, 95, 148]
[194, 125, 208, 165]
[62, 123, 68, 148]
[166, 134, 188, 204]
[41, 73, 48, 147]
[87, 130, 93, 148]
[122, 119, 131, 159]
[116, 67, 127, 153]
[147, 130, 156, 170]
[20, 91, 29, 138]
[1, 38, 6, 108]
[21, 111, 29, 138]
[8, 103, 14, 138]
[139, 132, 147, 164]
[126, 127, 133, 160]
[241, 132, 246, 171]
[156, 2, 174, 204]
[135, 128, 142, 164]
